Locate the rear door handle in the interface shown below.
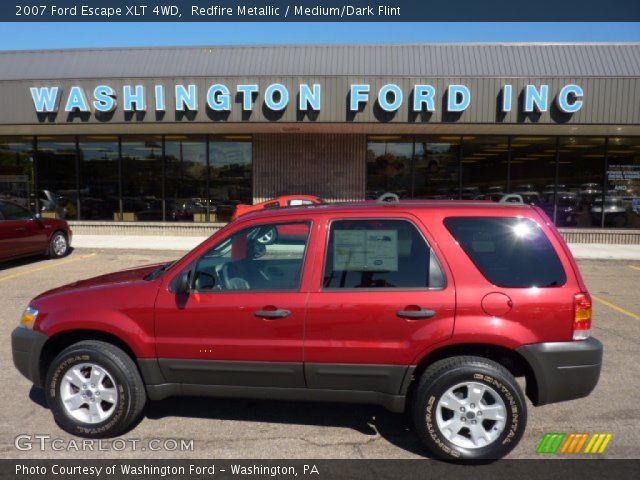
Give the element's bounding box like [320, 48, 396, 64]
[255, 308, 291, 319]
[397, 308, 437, 320]
[15, 227, 27, 232]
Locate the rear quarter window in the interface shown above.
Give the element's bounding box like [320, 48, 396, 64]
[444, 217, 566, 288]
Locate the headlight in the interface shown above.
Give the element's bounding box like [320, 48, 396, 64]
[20, 307, 38, 329]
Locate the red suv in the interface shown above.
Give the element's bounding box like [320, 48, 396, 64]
[11, 200, 602, 461]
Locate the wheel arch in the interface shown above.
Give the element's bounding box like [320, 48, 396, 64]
[407, 343, 539, 405]
[39, 329, 139, 387]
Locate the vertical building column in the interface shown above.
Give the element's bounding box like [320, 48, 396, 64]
[253, 134, 366, 203]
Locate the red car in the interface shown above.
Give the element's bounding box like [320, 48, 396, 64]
[231, 195, 322, 221]
[232, 195, 323, 244]
[12, 199, 601, 461]
[0, 200, 72, 261]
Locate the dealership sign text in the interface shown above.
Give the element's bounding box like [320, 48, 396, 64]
[29, 82, 584, 118]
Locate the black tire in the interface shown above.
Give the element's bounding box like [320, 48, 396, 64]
[45, 340, 147, 438]
[412, 356, 527, 462]
[48, 231, 69, 258]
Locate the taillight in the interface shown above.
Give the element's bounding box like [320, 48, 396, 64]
[573, 292, 592, 340]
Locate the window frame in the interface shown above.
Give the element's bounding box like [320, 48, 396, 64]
[321, 216, 447, 292]
[190, 219, 314, 294]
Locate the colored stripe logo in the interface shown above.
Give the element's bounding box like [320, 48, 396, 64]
[537, 433, 612, 454]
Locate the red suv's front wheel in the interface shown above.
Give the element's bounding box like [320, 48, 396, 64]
[45, 340, 146, 438]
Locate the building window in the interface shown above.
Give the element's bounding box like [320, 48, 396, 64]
[78, 136, 120, 221]
[121, 136, 163, 221]
[414, 136, 461, 199]
[508, 136, 557, 207]
[366, 137, 413, 199]
[366, 136, 461, 200]
[0, 137, 35, 212]
[164, 135, 208, 222]
[209, 137, 252, 222]
[605, 137, 640, 229]
[557, 137, 605, 228]
[37, 136, 79, 220]
[461, 136, 509, 200]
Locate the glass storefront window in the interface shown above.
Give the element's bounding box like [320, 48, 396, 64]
[209, 137, 252, 222]
[0, 137, 35, 212]
[366, 137, 413, 199]
[414, 136, 461, 199]
[557, 137, 605, 228]
[37, 136, 78, 220]
[606, 137, 640, 229]
[508, 136, 557, 208]
[461, 136, 509, 200]
[121, 136, 163, 221]
[78, 136, 120, 220]
[164, 135, 208, 222]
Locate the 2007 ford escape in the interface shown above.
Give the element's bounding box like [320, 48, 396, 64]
[11, 199, 603, 461]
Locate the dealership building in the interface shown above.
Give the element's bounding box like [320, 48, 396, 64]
[0, 43, 639, 240]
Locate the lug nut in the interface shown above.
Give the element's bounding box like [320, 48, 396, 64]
[460, 407, 465, 412]
[477, 411, 482, 416]
[470, 403, 475, 408]
[461, 417, 466, 422]
[471, 420, 477, 425]
[91, 384, 95, 388]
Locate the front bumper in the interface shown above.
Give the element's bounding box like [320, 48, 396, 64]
[11, 327, 48, 387]
[516, 337, 603, 406]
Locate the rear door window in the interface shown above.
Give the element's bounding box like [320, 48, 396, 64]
[444, 217, 566, 288]
[323, 219, 446, 289]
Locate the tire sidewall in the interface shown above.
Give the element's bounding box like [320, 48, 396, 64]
[45, 348, 131, 437]
[418, 364, 525, 460]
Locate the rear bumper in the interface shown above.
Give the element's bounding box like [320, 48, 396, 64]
[11, 327, 48, 387]
[517, 337, 603, 406]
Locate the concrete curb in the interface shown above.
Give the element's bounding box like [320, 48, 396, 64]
[71, 235, 640, 260]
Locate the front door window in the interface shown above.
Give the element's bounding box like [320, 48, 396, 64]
[193, 221, 311, 292]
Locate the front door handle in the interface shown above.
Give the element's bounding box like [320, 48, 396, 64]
[255, 307, 291, 319]
[397, 307, 437, 320]
[15, 227, 27, 232]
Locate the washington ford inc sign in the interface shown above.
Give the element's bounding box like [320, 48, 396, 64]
[29, 82, 584, 118]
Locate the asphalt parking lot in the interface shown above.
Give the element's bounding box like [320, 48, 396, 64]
[0, 249, 638, 459]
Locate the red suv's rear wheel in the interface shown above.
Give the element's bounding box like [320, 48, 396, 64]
[412, 356, 527, 461]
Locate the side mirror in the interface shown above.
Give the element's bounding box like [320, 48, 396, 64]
[175, 271, 191, 295]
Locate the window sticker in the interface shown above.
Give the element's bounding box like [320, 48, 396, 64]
[333, 229, 398, 271]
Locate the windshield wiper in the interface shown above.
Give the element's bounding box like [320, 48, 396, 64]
[144, 261, 175, 281]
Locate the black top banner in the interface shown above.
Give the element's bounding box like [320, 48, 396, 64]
[4, 0, 640, 22]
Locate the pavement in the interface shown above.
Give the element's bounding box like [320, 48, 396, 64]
[72, 235, 640, 260]
[0, 249, 639, 459]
